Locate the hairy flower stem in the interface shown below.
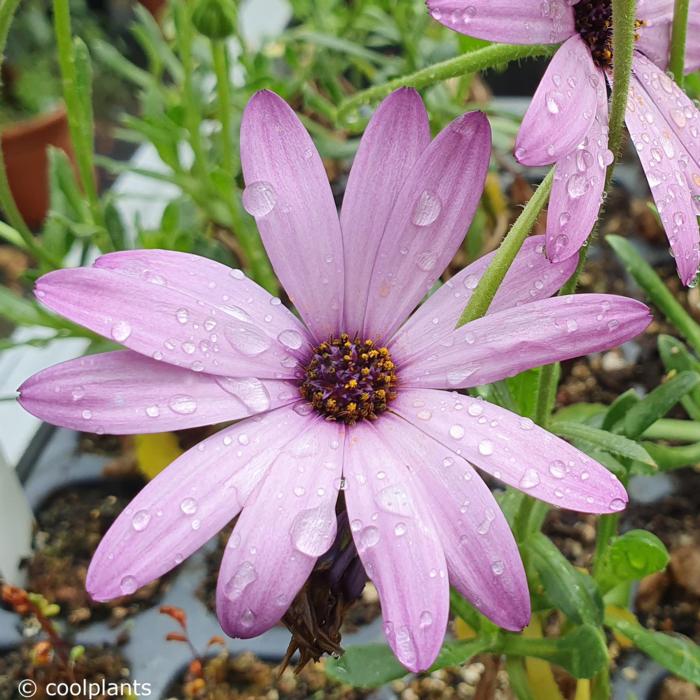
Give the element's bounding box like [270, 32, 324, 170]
[457, 168, 554, 327]
[52, 0, 101, 225]
[533, 0, 639, 428]
[336, 44, 558, 128]
[669, 0, 690, 86]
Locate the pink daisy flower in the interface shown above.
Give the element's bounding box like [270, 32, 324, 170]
[19, 89, 651, 671]
[427, 0, 700, 284]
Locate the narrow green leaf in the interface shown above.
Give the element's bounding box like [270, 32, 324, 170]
[0, 287, 65, 329]
[658, 335, 700, 421]
[608, 235, 700, 355]
[605, 609, 700, 684]
[643, 440, 700, 470]
[624, 371, 700, 438]
[602, 388, 640, 432]
[530, 533, 602, 625]
[551, 421, 656, 466]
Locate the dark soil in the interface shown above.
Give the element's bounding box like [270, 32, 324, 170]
[25, 480, 168, 627]
[163, 651, 371, 700]
[0, 643, 130, 700]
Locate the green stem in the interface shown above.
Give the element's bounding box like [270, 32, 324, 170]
[336, 43, 558, 127]
[642, 418, 700, 442]
[176, 1, 207, 179]
[52, 0, 100, 219]
[669, 0, 690, 86]
[457, 168, 554, 326]
[593, 513, 621, 577]
[533, 0, 639, 424]
[211, 40, 235, 176]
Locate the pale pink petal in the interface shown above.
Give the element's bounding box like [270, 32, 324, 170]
[18, 351, 296, 434]
[515, 37, 601, 166]
[426, 0, 575, 44]
[378, 413, 529, 630]
[393, 389, 628, 514]
[637, 0, 673, 22]
[240, 90, 344, 340]
[626, 68, 700, 285]
[399, 294, 651, 388]
[35, 265, 308, 378]
[390, 236, 577, 366]
[216, 420, 344, 638]
[546, 76, 611, 261]
[344, 422, 449, 672]
[86, 406, 311, 601]
[363, 112, 491, 341]
[637, 21, 671, 70]
[341, 89, 430, 334]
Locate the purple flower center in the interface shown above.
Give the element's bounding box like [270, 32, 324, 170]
[574, 1, 643, 69]
[299, 334, 398, 424]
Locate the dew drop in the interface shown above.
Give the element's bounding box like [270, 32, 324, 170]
[491, 560, 505, 576]
[176, 308, 189, 325]
[277, 329, 303, 350]
[290, 505, 334, 556]
[180, 497, 198, 515]
[449, 424, 465, 440]
[216, 376, 271, 413]
[131, 509, 150, 531]
[224, 561, 258, 601]
[359, 526, 380, 550]
[419, 610, 433, 628]
[609, 497, 626, 512]
[478, 440, 494, 456]
[225, 325, 272, 356]
[242, 181, 277, 217]
[549, 460, 567, 478]
[519, 468, 541, 489]
[411, 190, 442, 227]
[394, 522, 407, 537]
[111, 321, 132, 342]
[169, 395, 197, 414]
[119, 575, 138, 595]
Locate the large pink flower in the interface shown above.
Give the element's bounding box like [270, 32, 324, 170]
[428, 0, 700, 284]
[19, 89, 651, 671]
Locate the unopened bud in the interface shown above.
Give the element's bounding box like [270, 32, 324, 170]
[192, 0, 236, 40]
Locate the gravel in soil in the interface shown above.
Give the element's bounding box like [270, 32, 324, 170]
[25, 480, 168, 627]
[0, 644, 130, 700]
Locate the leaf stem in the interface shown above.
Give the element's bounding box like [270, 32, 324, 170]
[336, 43, 558, 127]
[669, 0, 690, 86]
[211, 40, 235, 176]
[457, 168, 554, 327]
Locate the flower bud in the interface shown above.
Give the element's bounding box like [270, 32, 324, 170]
[191, 0, 236, 40]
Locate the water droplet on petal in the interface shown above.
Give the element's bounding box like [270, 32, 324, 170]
[242, 181, 277, 217]
[277, 329, 303, 350]
[120, 575, 138, 595]
[290, 505, 335, 556]
[359, 526, 380, 550]
[169, 395, 197, 414]
[411, 190, 442, 226]
[491, 560, 505, 576]
[519, 468, 541, 489]
[478, 440, 494, 456]
[609, 497, 626, 512]
[216, 377, 271, 413]
[180, 497, 198, 515]
[131, 509, 150, 531]
[111, 321, 132, 342]
[449, 424, 465, 440]
[224, 561, 258, 601]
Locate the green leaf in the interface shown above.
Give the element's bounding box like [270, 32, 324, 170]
[602, 388, 640, 432]
[658, 335, 700, 421]
[506, 367, 542, 418]
[0, 286, 65, 329]
[624, 371, 700, 438]
[550, 421, 656, 466]
[605, 609, 700, 684]
[597, 530, 669, 591]
[325, 636, 494, 688]
[607, 235, 700, 355]
[553, 402, 607, 425]
[501, 624, 608, 679]
[529, 533, 602, 625]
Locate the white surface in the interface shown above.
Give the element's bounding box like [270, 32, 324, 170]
[0, 447, 33, 584]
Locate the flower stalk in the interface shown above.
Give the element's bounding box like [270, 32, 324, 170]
[669, 0, 690, 86]
[457, 168, 554, 327]
[336, 43, 558, 127]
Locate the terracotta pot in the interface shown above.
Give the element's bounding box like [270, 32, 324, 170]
[0, 104, 75, 229]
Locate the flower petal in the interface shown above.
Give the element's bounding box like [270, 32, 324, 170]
[341, 89, 430, 334]
[393, 389, 628, 514]
[86, 406, 311, 601]
[18, 350, 296, 434]
[35, 264, 309, 378]
[378, 413, 529, 631]
[216, 420, 344, 638]
[399, 294, 651, 389]
[546, 76, 611, 261]
[240, 90, 344, 340]
[363, 112, 491, 341]
[390, 235, 577, 365]
[625, 68, 700, 285]
[515, 37, 601, 166]
[344, 422, 449, 672]
[426, 0, 575, 44]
